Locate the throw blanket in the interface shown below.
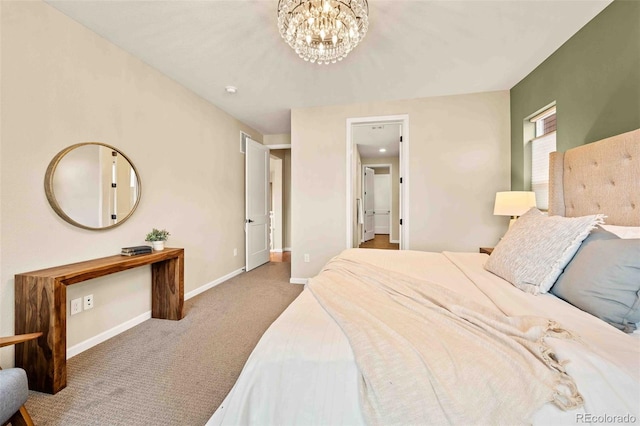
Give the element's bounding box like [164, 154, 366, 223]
[307, 257, 583, 425]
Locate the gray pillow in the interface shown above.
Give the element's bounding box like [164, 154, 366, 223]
[551, 229, 640, 333]
[484, 208, 604, 295]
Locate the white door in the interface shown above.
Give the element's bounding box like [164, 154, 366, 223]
[374, 174, 390, 234]
[363, 167, 375, 242]
[245, 138, 270, 271]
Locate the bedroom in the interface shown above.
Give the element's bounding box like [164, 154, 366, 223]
[1, 0, 638, 424]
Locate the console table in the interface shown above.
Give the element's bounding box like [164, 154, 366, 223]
[14, 248, 184, 394]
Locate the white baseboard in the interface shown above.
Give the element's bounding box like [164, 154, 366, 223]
[289, 277, 308, 285]
[184, 267, 245, 300]
[283, 247, 291, 252]
[67, 311, 150, 359]
[270, 249, 283, 253]
[67, 267, 245, 359]
[390, 239, 400, 244]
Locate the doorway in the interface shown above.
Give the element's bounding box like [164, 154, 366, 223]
[346, 115, 409, 250]
[362, 166, 376, 242]
[269, 149, 291, 263]
[358, 164, 398, 250]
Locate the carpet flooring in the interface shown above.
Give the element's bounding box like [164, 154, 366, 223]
[26, 262, 302, 425]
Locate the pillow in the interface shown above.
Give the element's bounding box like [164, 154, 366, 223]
[600, 224, 640, 239]
[551, 230, 640, 333]
[484, 208, 603, 295]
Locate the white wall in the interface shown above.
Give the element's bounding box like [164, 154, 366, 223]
[0, 1, 261, 366]
[291, 91, 511, 279]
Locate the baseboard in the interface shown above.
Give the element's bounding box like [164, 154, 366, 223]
[67, 267, 245, 359]
[289, 277, 308, 285]
[185, 267, 245, 300]
[67, 311, 151, 359]
[283, 247, 291, 252]
[270, 249, 283, 253]
[390, 239, 400, 244]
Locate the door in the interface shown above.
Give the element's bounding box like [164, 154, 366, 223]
[374, 174, 390, 234]
[245, 138, 270, 271]
[363, 167, 375, 242]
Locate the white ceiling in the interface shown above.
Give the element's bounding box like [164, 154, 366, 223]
[354, 123, 401, 159]
[46, 0, 612, 136]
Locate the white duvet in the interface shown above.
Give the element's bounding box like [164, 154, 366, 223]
[208, 249, 639, 425]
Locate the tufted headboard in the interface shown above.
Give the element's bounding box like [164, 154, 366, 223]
[549, 128, 640, 226]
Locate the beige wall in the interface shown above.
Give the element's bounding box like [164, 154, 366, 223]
[263, 134, 291, 146]
[291, 91, 511, 279]
[362, 157, 400, 242]
[0, 1, 262, 366]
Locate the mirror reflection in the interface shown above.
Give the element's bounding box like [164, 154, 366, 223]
[45, 143, 141, 230]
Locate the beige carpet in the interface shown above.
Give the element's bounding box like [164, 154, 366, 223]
[26, 262, 302, 425]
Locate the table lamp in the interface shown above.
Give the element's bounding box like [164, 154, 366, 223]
[494, 191, 537, 228]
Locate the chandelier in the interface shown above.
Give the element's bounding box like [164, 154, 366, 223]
[277, 0, 369, 65]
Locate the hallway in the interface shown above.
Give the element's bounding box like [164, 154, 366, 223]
[358, 234, 399, 250]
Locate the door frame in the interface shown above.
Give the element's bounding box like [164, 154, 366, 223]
[346, 114, 409, 250]
[362, 163, 393, 242]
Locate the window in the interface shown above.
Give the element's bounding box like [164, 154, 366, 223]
[529, 106, 556, 210]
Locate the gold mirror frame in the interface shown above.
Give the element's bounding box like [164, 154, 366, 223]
[45, 142, 142, 231]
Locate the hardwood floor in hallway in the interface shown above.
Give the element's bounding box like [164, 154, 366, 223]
[269, 251, 291, 262]
[359, 234, 399, 250]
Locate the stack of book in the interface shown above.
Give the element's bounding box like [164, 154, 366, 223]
[121, 245, 152, 256]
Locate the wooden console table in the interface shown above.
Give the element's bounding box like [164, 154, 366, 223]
[14, 248, 184, 394]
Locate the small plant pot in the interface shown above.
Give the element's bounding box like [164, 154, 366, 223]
[151, 241, 165, 251]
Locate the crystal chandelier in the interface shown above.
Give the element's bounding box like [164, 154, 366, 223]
[277, 0, 369, 65]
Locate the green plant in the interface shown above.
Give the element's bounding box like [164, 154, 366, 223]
[145, 228, 170, 242]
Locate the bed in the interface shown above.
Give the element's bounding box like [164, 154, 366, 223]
[209, 129, 640, 425]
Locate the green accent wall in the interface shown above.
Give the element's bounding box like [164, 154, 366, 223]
[510, 0, 640, 190]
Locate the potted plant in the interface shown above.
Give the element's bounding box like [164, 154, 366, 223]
[145, 228, 170, 251]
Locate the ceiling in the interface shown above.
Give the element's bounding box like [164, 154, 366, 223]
[46, 0, 611, 136]
[354, 123, 401, 159]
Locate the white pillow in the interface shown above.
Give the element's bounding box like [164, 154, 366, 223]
[484, 208, 604, 295]
[600, 224, 640, 239]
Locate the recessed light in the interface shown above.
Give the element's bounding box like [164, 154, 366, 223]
[225, 86, 238, 94]
[379, 148, 386, 153]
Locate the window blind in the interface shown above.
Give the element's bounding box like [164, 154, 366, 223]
[531, 131, 556, 210]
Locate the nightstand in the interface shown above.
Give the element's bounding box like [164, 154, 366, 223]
[479, 247, 494, 255]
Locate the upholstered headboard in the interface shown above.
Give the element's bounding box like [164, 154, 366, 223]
[549, 128, 640, 226]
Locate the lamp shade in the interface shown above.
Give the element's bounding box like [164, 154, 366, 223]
[493, 191, 537, 216]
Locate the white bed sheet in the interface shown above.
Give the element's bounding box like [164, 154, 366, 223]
[209, 249, 639, 425]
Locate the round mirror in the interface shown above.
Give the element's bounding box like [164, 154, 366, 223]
[45, 143, 141, 230]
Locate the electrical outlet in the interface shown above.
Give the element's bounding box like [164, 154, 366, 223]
[304, 254, 310, 263]
[70, 298, 82, 315]
[233, 248, 238, 256]
[83, 294, 94, 310]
